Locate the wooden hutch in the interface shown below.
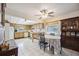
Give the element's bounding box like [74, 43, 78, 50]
[61, 16, 79, 52]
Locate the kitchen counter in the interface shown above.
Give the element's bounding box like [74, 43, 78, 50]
[45, 34, 60, 39]
[45, 34, 61, 55]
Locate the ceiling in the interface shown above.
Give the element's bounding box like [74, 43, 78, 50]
[1, 3, 79, 25]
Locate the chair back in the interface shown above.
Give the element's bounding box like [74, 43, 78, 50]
[39, 33, 45, 43]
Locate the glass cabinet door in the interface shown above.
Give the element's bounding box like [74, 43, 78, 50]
[66, 32, 70, 36]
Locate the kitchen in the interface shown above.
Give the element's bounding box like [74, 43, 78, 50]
[0, 3, 79, 56]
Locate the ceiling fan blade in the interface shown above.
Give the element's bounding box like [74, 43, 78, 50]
[40, 9, 47, 14]
[48, 11, 54, 14]
[48, 14, 54, 17]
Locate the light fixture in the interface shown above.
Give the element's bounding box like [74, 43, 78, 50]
[40, 9, 48, 18]
[35, 9, 54, 19]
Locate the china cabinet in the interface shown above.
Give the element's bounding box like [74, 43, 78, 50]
[61, 17, 79, 52]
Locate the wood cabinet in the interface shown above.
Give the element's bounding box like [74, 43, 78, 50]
[14, 32, 24, 39]
[61, 17, 79, 52]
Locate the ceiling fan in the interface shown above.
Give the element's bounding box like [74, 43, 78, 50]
[35, 9, 54, 19]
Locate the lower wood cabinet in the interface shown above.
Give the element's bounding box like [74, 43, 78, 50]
[14, 32, 24, 39]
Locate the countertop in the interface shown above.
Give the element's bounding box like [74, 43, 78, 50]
[45, 34, 61, 39]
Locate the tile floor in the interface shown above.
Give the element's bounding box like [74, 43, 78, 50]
[15, 38, 53, 56]
[61, 48, 79, 56]
[15, 38, 79, 56]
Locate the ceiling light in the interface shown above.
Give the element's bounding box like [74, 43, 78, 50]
[35, 9, 54, 19]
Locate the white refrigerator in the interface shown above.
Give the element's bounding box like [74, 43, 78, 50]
[0, 26, 4, 45]
[5, 26, 14, 41]
[0, 23, 14, 45]
[9, 27, 14, 40]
